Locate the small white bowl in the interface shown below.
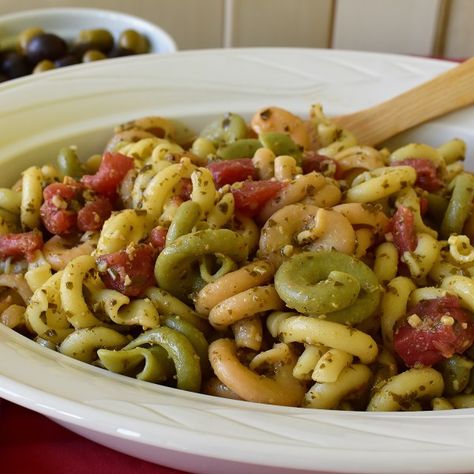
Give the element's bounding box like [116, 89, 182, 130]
[0, 7, 177, 54]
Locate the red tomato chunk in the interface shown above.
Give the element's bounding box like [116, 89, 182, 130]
[392, 158, 443, 192]
[0, 231, 43, 262]
[387, 205, 417, 255]
[207, 159, 257, 187]
[302, 151, 341, 178]
[149, 226, 168, 253]
[97, 243, 157, 297]
[77, 197, 113, 232]
[231, 180, 286, 217]
[394, 295, 474, 367]
[81, 152, 134, 197]
[40, 182, 82, 235]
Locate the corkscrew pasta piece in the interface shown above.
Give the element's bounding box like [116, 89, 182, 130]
[258, 172, 340, 222]
[124, 327, 202, 392]
[367, 368, 444, 411]
[380, 276, 416, 348]
[209, 339, 306, 406]
[155, 228, 248, 302]
[259, 204, 356, 267]
[441, 275, 474, 312]
[95, 209, 150, 255]
[43, 234, 98, 271]
[146, 287, 209, 333]
[440, 173, 474, 239]
[208, 284, 284, 330]
[403, 233, 441, 281]
[98, 345, 173, 383]
[345, 166, 416, 203]
[373, 242, 399, 285]
[232, 317, 263, 351]
[20, 166, 43, 230]
[448, 234, 474, 264]
[292, 343, 326, 381]
[304, 364, 373, 409]
[60, 255, 104, 328]
[395, 187, 437, 237]
[88, 288, 159, 329]
[278, 315, 378, 364]
[59, 327, 129, 363]
[274, 251, 381, 325]
[250, 106, 311, 150]
[115, 115, 196, 148]
[24, 271, 73, 344]
[333, 145, 386, 176]
[141, 157, 197, 222]
[438, 138, 466, 165]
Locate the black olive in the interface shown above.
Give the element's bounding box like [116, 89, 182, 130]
[26, 33, 67, 64]
[0, 72, 8, 83]
[108, 47, 135, 58]
[54, 54, 81, 68]
[1, 52, 32, 78]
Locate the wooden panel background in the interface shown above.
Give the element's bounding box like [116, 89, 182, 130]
[0, 0, 472, 57]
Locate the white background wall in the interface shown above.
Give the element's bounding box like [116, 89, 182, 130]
[0, 0, 472, 57]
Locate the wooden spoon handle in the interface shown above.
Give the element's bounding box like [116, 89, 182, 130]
[333, 57, 474, 146]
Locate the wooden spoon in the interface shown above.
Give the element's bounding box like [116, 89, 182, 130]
[332, 57, 474, 146]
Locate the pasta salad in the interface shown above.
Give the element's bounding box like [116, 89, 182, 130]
[1, 104, 474, 411]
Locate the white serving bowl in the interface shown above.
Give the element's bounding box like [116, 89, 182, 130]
[0, 7, 177, 55]
[0, 49, 473, 474]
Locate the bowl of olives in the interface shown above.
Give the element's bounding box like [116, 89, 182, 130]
[0, 7, 177, 81]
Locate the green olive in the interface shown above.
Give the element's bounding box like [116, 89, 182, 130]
[0, 35, 19, 53]
[57, 146, 84, 179]
[82, 49, 107, 62]
[76, 29, 114, 53]
[18, 27, 44, 52]
[118, 29, 149, 54]
[33, 59, 55, 74]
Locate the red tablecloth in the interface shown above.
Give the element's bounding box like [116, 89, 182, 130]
[1, 399, 186, 474]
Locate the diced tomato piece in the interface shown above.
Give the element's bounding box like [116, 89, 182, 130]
[97, 243, 157, 297]
[40, 182, 82, 235]
[394, 295, 474, 367]
[392, 158, 443, 192]
[231, 180, 286, 217]
[0, 231, 43, 262]
[81, 152, 134, 197]
[207, 159, 257, 187]
[149, 226, 168, 253]
[419, 196, 429, 215]
[77, 197, 113, 232]
[302, 151, 342, 178]
[43, 181, 82, 201]
[41, 202, 77, 235]
[177, 178, 193, 201]
[388, 206, 417, 254]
